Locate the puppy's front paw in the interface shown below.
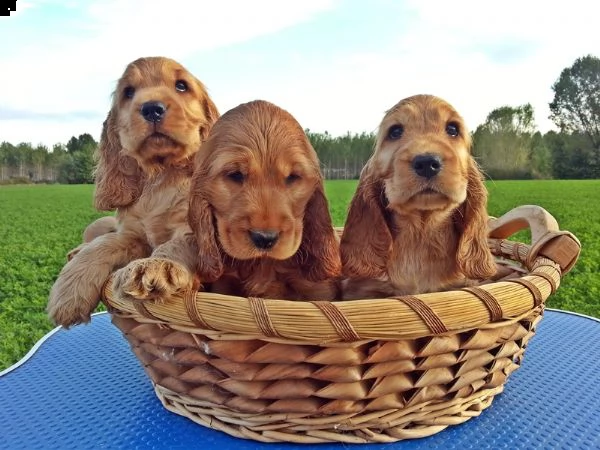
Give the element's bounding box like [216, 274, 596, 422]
[112, 258, 195, 302]
[47, 269, 100, 328]
[47, 289, 94, 328]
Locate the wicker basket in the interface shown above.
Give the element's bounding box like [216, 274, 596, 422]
[101, 205, 580, 444]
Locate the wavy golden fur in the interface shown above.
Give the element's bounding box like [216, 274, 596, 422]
[112, 100, 340, 301]
[47, 56, 219, 326]
[340, 94, 497, 299]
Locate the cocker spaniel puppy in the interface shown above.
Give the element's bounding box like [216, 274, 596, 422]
[47, 56, 219, 327]
[340, 94, 497, 300]
[112, 100, 341, 301]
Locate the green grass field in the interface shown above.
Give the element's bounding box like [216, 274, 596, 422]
[0, 180, 598, 370]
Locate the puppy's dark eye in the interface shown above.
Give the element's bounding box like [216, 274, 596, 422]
[285, 173, 301, 185]
[175, 80, 188, 92]
[446, 122, 459, 137]
[123, 86, 135, 99]
[226, 171, 244, 183]
[387, 124, 404, 140]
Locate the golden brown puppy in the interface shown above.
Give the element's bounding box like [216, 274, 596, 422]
[47, 56, 219, 326]
[340, 94, 496, 299]
[112, 100, 340, 301]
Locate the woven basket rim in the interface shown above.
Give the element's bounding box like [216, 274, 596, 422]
[102, 205, 581, 343]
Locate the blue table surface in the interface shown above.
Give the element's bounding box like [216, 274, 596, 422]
[0, 309, 598, 450]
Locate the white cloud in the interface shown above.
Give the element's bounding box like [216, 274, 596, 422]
[383, 0, 600, 131]
[78, 0, 339, 68]
[222, 0, 600, 137]
[1, 0, 600, 147]
[0, 0, 338, 138]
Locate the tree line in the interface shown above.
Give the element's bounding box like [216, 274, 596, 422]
[472, 54, 600, 179]
[2, 55, 599, 183]
[0, 134, 95, 184]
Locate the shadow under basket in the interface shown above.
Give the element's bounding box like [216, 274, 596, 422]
[101, 205, 581, 444]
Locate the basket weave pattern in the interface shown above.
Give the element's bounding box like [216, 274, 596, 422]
[102, 206, 580, 444]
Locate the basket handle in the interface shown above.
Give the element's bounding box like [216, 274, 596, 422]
[488, 205, 581, 274]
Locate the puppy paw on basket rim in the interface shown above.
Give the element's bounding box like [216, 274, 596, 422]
[101, 204, 581, 444]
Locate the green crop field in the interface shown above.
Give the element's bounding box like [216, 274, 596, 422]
[0, 180, 598, 370]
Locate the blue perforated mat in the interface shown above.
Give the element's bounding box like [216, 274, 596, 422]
[1, 310, 599, 449]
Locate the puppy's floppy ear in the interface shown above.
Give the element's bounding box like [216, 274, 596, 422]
[199, 95, 220, 141]
[295, 180, 341, 281]
[454, 158, 497, 279]
[93, 109, 143, 210]
[188, 167, 223, 282]
[340, 166, 393, 279]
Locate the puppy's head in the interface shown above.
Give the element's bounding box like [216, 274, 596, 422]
[342, 95, 495, 280]
[374, 94, 472, 215]
[94, 56, 219, 210]
[189, 100, 339, 282]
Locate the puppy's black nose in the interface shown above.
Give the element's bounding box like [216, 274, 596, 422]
[140, 101, 167, 123]
[249, 230, 279, 250]
[412, 154, 443, 179]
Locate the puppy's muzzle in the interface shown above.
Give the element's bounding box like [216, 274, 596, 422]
[249, 230, 279, 250]
[412, 154, 442, 179]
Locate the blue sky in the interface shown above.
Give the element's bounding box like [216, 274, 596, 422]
[1, 0, 599, 148]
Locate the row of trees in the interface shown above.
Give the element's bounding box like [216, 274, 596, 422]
[472, 106, 598, 179]
[1, 124, 595, 183]
[0, 134, 95, 184]
[306, 130, 375, 179]
[474, 55, 600, 179]
[2, 55, 599, 182]
[309, 125, 599, 180]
